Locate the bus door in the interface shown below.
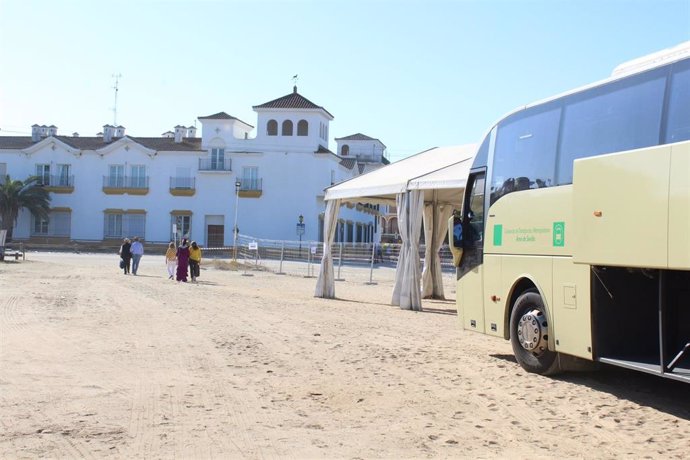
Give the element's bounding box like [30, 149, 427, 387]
[458, 170, 486, 332]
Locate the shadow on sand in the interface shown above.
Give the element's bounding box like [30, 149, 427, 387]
[490, 353, 690, 419]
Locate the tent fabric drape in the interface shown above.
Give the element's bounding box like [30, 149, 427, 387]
[391, 190, 425, 311]
[314, 199, 341, 298]
[421, 201, 454, 299]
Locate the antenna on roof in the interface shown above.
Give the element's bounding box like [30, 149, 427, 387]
[111, 73, 122, 125]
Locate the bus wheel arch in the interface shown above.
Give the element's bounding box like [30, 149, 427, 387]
[508, 287, 561, 376]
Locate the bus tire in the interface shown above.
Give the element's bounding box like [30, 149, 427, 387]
[510, 289, 561, 376]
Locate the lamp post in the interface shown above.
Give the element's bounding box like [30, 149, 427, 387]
[233, 179, 241, 261]
[296, 214, 305, 258]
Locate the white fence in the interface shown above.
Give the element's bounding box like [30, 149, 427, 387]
[203, 233, 457, 288]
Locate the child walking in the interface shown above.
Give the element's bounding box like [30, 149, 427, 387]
[165, 242, 177, 280]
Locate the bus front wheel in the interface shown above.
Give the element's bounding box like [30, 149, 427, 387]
[510, 290, 560, 375]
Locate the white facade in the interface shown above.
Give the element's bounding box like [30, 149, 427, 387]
[335, 133, 388, 163]
[0, 87, 385, 246]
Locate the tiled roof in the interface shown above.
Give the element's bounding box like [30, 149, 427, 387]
[339, 158, 356, 170]
[126, 137, 203, 151]
[335, 132, 386, 148]
[253, 87, 334, 119]
[314, 145, 334, 154]
[0, 136, 35, 149]
[0, 136, 204, 152]
[197, 112, 254, 128]
[358, 163, 366, 174]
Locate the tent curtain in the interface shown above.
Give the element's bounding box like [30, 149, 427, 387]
[421, 201, 454, 299]
[391, 190, 425, 311]
[314, 199, 341, 298]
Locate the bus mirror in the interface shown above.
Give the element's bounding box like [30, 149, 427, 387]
[448, 214, 464, 267]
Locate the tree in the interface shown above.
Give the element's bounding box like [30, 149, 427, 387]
[0, 175, 51, 241]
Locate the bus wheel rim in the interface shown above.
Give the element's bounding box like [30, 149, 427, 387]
[516, 308, 549, 356]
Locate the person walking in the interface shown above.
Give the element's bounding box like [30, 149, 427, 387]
[189, 241, 202, 282]
[165, 242, 177, 280]
[130, 237, 144, 275]
[176, 238, 190, 282]
[119, 238, 132, 275]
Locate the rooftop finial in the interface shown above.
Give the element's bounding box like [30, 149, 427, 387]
[292, 74, 298, 93]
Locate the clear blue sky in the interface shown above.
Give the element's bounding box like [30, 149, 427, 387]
[1, 0, 688, 161]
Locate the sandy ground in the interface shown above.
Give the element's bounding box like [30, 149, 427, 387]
[1, 252, 689, 459]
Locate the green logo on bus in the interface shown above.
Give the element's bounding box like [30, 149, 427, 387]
[494, 224, 503, 246]
[553, 222, 565, 247]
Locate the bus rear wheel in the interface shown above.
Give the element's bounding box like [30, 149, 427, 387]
[510, 289, 560, 375]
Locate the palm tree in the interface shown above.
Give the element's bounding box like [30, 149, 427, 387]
[0, 175, 51, 241]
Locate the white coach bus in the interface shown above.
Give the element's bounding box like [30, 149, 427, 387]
[449, 42, 690, 383]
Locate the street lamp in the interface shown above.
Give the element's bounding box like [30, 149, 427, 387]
[233, 179, 241, 261]
[296, 214, 305, 258]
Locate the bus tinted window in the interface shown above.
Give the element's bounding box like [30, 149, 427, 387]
[491, 107, 560, 204]
[665, 60, 690, 143]
[556, 69, 667, 184]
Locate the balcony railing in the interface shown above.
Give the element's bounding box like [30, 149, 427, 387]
[199, 158, 232, 171]
[169, 176, 196, 196]
[39, 175, 75, 192]
[239, 177, 262, 191]
[170, 177, 195, 189]
[102, 176, 150, 192]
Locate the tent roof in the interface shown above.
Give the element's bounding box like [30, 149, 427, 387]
[407, 155, 475, 206]
[325, 144, 476, 204]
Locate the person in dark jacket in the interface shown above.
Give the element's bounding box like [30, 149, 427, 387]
[119, 238, 132, 274]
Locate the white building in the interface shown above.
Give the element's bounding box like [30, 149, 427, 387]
[0, 87, 389, 246]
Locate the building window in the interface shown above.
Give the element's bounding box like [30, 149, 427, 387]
[130, 165, 146, 188]
[104, 212, 146, 239]
[282, 120, 293, 136]
[33, 216, 49, 234]
[341, 145, 349, 156]
[33, 210, 71, 237]
[108, 165, 125, 188]
[267, 119, 278, 136]
[172, 213, 192, 241]
[211, 148, 225, 170]
[57, 164, 71, 186]
[105, 213, 123, 238]
[242, 166, 259, 190]
[36, 164, 50, 185]
[297, 120, 308, 136]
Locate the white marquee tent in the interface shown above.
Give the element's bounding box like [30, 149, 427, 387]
[315, 144, 477, 310]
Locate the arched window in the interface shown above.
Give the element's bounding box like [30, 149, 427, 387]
[267, 119, 278, 136]
[282, 120, 293, 136]
[341, 144, 350, 156]
[297, 120, 308, 136]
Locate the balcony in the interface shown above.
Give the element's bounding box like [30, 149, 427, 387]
[102, 176, 149, 195]
[199, 158, 232, 172]
[169, 176, 196, 196]
[238, 177, 262, 198]
[40, 175, 75, 193]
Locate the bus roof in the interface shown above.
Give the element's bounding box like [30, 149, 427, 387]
[611, 41, 690, 78]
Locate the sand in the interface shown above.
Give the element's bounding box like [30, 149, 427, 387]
[1, 252, 689, 459]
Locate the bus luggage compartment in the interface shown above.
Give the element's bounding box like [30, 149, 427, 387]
[572, 142, 690, 270]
